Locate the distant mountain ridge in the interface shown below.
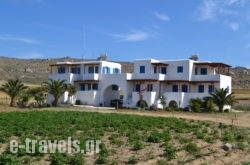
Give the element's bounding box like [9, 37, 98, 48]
[0, 56, 248, 89]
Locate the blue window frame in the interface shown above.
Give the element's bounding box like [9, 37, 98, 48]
[147, 84, 153, 91]
[182, 85, 188, 92]
[140, 66, 145, 73]
[113, 68, 120, 74]
[208, 85, 214, 93]
[102, 67, 110, 74]
[172, 85, 178, 92]
[87, 84, 91, 90]
[135, 84, 141, 92]
[154, 66, 157, 73]
[80, 84, 85, 91]
[198, 85, 204, 93]
[88, 66, 94, 73]
[95, 66, 99, 73]
[58, 67, 65, 74]
[71, 67, 80, 74]
[92, 83, 98, 90]
[200, 68, 207, 75]
[161, 67, 167, 74]
[177, 66, 183, 73]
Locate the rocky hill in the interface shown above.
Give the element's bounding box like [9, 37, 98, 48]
[0, 56, 248, 89]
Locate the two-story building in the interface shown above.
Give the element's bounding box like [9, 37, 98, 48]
[48, 58, 231, 109]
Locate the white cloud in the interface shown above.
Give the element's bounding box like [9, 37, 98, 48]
[197, 0, 217, 21]
[154, 12, 170, 21]
[0, 36, 39, 44]
[110, 30, 151, 42]
[225, 0, 246, 6]
[219, 8, 238, 16]
[227, 22, 240, 31]
[246, 43, 250, 48]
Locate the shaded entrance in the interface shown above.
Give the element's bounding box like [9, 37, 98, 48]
[103, 84, 123, 107]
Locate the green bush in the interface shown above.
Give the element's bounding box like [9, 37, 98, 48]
[128, 156, 139, 164]
[163, 143, 176, 160]
[184, 142, 200, 154]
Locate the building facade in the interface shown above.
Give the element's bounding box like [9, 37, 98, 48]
[48, 58, 231, 109]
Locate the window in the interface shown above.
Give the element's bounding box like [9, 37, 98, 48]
[147, 84, 153, 91]
[198, 85, 204, 93]
[140, 66, 145, 73]
[161, 67, 167, 74]
[182, 85, 188, 92]
[195, 67, 198, 75]
[172, 85, 178, 92]
[135, 84, 141, 92]
[200, 68, 207, 75]
[154, 66, 157, 73]
[112, 85, 119, 91]
[95, 66, 99, 73]
[58, 67, 65, 74]
[102, 67, 110, 74]
[208, 85, 214, 93]
[113, 68, 120, 74]
[80, 84, 85, 91]
[88, 66, 94, 73]
[87, 84, 91, 90]
[92, 83, 98, 90]
[177, 66, 183, 73]
[71, 67, 80, 74]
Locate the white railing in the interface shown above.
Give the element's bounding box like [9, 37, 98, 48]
[191, 74, 220, 82]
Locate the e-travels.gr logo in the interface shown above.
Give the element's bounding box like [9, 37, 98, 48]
[9, 137, 101, 155]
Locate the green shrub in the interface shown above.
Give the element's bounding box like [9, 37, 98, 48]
[128, 156, 139, 164]
[163, 143, 176, 160]
[132, 141, 144, 151]
[184, 142, 200, 154]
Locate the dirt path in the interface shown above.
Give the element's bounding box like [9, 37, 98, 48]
[74, 108, 250, 127]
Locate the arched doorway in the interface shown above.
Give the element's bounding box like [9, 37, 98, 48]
[169, 100, 178, 108]
[103, 84, 123, 107]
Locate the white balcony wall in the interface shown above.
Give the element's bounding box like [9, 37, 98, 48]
[49, 73, 81, 84]
[76, 91, 100, 105]
[81, 73, 99, 81]
[191, 74, 220, 82]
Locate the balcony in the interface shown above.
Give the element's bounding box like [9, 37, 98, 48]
[81, 73, 99, 81]
[49, 73, 81, 83]
[191, 74, 221, 82]
[131, 73, 166, 81]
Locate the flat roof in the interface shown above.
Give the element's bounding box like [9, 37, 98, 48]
[194, 62, 231, 67]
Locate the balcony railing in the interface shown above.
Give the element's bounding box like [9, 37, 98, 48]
[131, 73, 167, 81]
[191, 74, 221, 82]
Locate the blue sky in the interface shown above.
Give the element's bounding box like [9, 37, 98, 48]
[1, 0, 250, 67]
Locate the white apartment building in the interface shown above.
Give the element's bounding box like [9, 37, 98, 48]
[48, 58, 231, 109]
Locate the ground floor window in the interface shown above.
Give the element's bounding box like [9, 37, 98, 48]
[198, 85, 204, 93]
[172, 85, 178, 92]
[147, 84, 153, 91]
[182, 84, 188, 92]
[208, 85, 214, 93]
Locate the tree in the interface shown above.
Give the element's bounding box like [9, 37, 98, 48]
[0, 79, 28, 107]
[189, 98, 202, 112]
[67, 84, 77, 104]
[28, 87, 47, 107]
[209, 88, 235, 112]
[42, 79, 67, 107]
[159, 95, 167, 110]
